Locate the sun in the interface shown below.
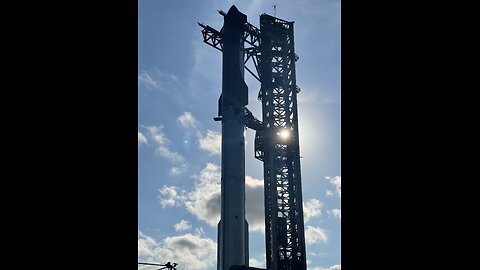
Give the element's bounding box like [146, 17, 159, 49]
[279, 129, 290, 140]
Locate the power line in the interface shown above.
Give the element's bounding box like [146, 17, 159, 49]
[138, 262, 177, 270]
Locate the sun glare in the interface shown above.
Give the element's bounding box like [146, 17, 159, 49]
[279, 129, 290, 140]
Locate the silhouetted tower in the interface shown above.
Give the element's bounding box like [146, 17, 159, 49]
[199, 6, 306, 270]
[254, 14, 306, 270]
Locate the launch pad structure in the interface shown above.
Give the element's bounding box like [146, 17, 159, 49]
[199, 5, 307, 270]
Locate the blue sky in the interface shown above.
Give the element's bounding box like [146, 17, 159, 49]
[138, 1, 340, 270]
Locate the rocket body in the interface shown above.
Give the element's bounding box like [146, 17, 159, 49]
[217, 5, 249, 270]
[218, 106, 249, 270]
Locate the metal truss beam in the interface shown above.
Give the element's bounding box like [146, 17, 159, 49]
[198, 20, 262, 82]
[254, 14, 307, 270]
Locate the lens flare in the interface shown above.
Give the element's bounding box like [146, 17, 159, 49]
[279, 130, 290, 139]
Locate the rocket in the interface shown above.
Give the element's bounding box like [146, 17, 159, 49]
[216, 5, 249, 270]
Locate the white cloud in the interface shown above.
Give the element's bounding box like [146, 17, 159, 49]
[158, 163, 265, 232]
[157, 146, 185, 162]
[305, 226, 328, 244]
[138, 70, 159, 90]
[198, 130, 221, 155]
[170, 167, 182, 176]
[195, 227, 205, 236]
[176, 112, 203, 148]
[145, 125, 185, 163]
[158, 185, 187, 207]
[178, 112, 198, 129]
[312, 265, 341, 270]
[325, 176, 341, 197]
[138, 231, 157, 258]
[309, 251, 328, 257]
[170, 164, 187, 176]
[249, 257, 266, 268]
[327, 208, 341, 220]
[245, 176, 265, 232]
[184, 163, 221, 226]
[146, 125, 168, 145]
[174, 220, 192, 231]
[138, 131, 148, 144]
[326, 190, 334, 197]
[138, 68, 179, 92]
[138, 230, 216, 270]
[304, 199, 323, 223]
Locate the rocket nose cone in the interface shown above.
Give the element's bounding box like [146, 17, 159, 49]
[226, 5, 247, 22]
[227, 5, 239, 14]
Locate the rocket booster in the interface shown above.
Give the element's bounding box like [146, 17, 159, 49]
[217, 5, 249, 270]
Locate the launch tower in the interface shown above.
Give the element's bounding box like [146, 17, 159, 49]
[199, 5, 306, 270]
